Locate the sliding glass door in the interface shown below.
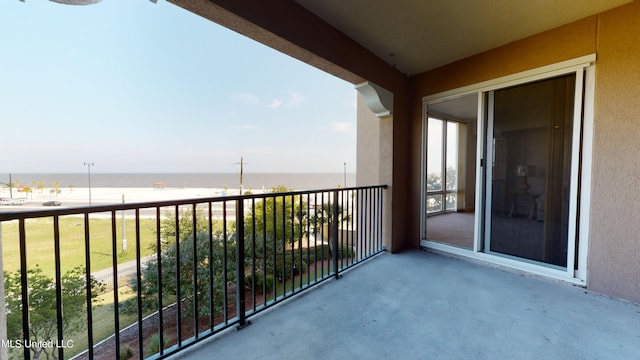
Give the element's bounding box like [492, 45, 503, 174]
[422, 57, 593, 279]
[485, 74, 576, 267]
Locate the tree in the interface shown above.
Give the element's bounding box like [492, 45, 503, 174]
[158, 207, 214, 250]
[123, 209, 235, 319]
[426, 166, 457, 212]
[4, 266, 104, 359]
[243, 186, 309, 279]
[124, 232, 235, 318]
[52, 182, 61, 198]
[244, 186, 308, 249]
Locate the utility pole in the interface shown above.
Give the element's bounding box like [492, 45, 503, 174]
[84, 162, 94, 206]
[235, 156, 247, 194]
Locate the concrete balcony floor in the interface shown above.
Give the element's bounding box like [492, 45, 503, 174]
[171, 250, 640, 360]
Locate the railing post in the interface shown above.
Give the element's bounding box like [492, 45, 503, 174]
[332, 190, 340, 279]
[235, 198, 250, 329]
[19, 220, 30, 360]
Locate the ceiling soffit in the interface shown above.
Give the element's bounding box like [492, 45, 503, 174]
[295, 0, 632, 76]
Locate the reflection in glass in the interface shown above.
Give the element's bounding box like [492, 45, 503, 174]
[427, 194, 443, 213]
[488, 74, 575, 267]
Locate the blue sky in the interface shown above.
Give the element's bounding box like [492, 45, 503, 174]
[0, 0, 357, 173]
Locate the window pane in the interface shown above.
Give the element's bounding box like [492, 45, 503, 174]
[445, 193, 456, 211]
[427, 118, 443, 192]
[427, 194, 443, 214]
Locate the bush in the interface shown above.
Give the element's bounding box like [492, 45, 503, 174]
[122, 231, 236, 318]
[146, 333, 167, 355]
[120, 344, 134, 359]
[336, 245, 355, 259]
[245, 273, 275, 293]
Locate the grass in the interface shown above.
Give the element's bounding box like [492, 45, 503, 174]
[59, 248, 345, 359]
[1, 214, 357, 358]
[63, 288, 139, 359]
[1, 216, 158, 277]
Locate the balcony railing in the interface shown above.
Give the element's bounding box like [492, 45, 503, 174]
[0, 185, 386, 359]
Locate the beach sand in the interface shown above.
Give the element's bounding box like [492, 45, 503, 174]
[0, 186, 260, 210]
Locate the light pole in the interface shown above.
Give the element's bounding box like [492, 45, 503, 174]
[344, 162, 347, 188]
[84, 162, 94, 206]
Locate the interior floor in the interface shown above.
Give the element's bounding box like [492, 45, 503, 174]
[426, 211, 557, 267]
[426, 211, 475, 249]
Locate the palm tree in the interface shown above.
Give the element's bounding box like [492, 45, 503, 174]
[52, 181, 61, 198]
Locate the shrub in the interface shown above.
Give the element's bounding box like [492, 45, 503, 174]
[122, 231, 236, 318]
[245, 273, 275, 293]
[146, 333, 167, 355]
[336, 245, 355, 259]
[120, 344, 134, 359]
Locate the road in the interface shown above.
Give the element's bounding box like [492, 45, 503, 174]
[91, 254, 157, 286]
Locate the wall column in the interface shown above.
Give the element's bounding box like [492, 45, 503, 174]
[356, 83, 394, 251]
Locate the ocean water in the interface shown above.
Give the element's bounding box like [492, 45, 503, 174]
[3, 173, 356, 190]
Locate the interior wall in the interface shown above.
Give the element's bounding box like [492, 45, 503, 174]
[410, 1, 640, 303]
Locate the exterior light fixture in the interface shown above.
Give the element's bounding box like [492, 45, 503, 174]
[20, 0, 157, 4]
[49, 0, 102, 4]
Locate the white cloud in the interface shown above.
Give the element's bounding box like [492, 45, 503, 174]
[268, 99, 283, 110]
[231, 91, 303, 111]
[286, 91, 304, 107]
[330, 122, 354, 134]
[231, 92, 260, 105]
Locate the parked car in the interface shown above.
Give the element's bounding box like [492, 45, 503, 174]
[42, 201, 62, 206]
[0, 198, 26, 205]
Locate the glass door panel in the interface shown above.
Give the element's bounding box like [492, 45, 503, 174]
[487, 74, 575, 267]
[424, 93, 478, 250]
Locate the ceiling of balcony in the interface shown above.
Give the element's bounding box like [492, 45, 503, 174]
[295, 0, 632, 76]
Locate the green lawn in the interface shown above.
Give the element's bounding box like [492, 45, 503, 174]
[63, 288, 139, 359]
[1, 217, 158, 277]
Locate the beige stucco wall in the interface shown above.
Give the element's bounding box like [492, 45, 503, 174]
[356, 92, 394, 251]
[410, 1, 640, 303]
[356, 92, 382, 185]
[588, 0, 640, 303]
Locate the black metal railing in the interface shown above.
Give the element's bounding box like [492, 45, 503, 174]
[0, 185, 386, 359]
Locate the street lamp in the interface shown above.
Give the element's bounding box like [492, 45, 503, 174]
[344, 162, 347, 188]
[84, 162, 94, 206]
